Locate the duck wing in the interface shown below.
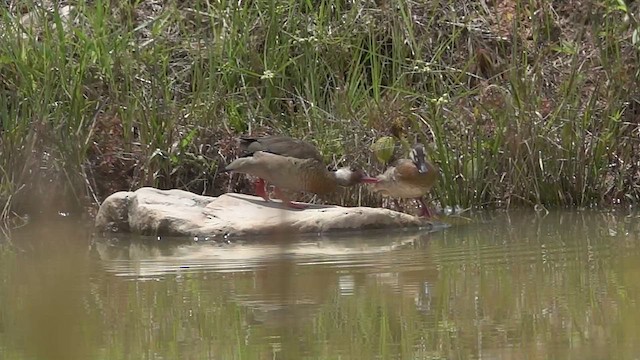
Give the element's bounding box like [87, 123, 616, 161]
[239, 135, 324, 162]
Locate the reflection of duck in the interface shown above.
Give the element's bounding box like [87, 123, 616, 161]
[368, 144, 438, 217]
[225, 135, 378, 209]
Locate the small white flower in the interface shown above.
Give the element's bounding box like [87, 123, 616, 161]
[260, 70, 275, 79]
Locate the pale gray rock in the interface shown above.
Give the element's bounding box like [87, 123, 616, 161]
[95, 187, 432, 237]
[94, 191, 132, 233]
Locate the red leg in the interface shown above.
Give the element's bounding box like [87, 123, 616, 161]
[254, 178, 270, 202]
[273, 187, 308, 210]
[417, 197, 433, 218]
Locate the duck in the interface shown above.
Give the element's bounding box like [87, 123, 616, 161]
[367, 143, 438, 217]
[225, 135, 378, 209]
[232, 135, 322, 202]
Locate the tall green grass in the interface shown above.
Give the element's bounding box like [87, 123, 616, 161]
[0, 0, 638, 219]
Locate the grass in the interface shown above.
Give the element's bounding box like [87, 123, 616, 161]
[1, 0, 639, 221]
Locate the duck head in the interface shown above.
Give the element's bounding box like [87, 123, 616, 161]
[409, 144, 430, 174]
[333, 166, 380, 186]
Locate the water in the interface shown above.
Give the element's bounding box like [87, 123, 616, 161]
[1, 210, 640, 359]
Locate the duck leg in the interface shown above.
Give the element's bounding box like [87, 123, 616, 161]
[416, 197, 433, 218]
[254, 178, 270, 202]
[273, 187, 309, 210]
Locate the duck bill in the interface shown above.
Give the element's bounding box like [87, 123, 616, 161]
[360, 176, 381, 184]
[415, 158, 429, 174]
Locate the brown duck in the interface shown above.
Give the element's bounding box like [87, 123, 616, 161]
[368, 143, 438, 217]
[225, 135, 378, 209]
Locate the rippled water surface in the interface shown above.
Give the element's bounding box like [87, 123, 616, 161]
[1, 210, 640, 359]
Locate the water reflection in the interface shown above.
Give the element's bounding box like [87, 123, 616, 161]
[0, 211, 640, 359]
[93, 230, 431, 277]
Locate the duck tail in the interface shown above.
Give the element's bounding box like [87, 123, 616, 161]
[224, 156, 255, 173]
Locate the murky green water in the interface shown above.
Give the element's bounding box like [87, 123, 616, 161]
[1, 211, 640, 359]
